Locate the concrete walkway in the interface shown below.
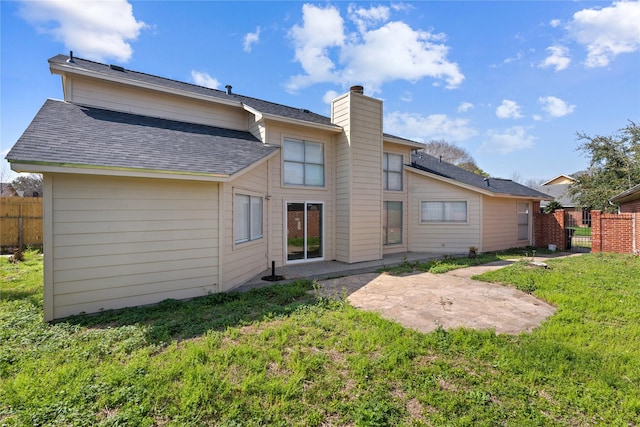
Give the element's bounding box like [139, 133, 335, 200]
[315, 258, 561, 335]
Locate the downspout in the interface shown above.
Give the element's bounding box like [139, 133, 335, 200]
[609, 200, 621, 214]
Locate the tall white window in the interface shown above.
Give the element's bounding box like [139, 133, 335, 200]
[383, 201, 403, 245]
[517, 202, 529, 240]
[234, 194, 263, 244]
[283, 138, 324, 186]
[421, 201, 467, 223]
[383, 153, 403, 191]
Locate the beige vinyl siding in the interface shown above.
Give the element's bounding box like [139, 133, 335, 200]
[332, 95, 351, 262]
[408, 173, 481, 253]
[482, 197, 532, 251]
[48, 173, 219, 319]
[261, 122, 334, 266]
[331, 92, 383, 263]
[68, 77, 248, 131]
[223, 162, 269, 289]
[382, 142, 411, 254]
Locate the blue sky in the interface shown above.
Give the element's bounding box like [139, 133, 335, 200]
[2, 0, 639, 184]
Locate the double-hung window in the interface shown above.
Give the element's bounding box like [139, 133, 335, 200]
[383, 153, 403, 191]
[283, 138, 324, 186]
[383, 201, 403, 245]
[234, 194, 263, 244]
[421, 201, 467, 223]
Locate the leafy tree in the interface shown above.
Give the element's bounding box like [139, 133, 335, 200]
[421, 140, 489, 176]
[11, 174, 43, 197]
[569, 121, 640, 212]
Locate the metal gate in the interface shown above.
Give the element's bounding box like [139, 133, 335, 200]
[565, 209, 591, 253]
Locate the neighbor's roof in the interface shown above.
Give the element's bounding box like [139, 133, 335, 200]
[49, 54, 338, 129]
[410, 152, 552, 199]
[610, 183, 640, 204]
[535, 184, 576, 207]
[6, 99, 278, 179]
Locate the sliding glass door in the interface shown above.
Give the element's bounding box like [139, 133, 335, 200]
[287, 202, 323, 262]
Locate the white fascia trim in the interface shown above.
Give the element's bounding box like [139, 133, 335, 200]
[384, 136, 424, 149]
[50, 62, 242, 108]
[9, 162, 232, 182]
[242, 104, 342, 133]
[541, 174, 576, 186]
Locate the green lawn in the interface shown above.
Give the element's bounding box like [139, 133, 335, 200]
[1, 251, 639, 426]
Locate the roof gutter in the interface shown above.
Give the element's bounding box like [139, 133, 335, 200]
[9, 160, 233, 182]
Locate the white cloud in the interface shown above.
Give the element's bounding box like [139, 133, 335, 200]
[18, 0, 146, 63]
[458, 102, 474, 113]
[496, 100, 523, 119]
[503, 51, 524, 64]
[550, 19, 562, 28]
[538, 96, 576, 118]
[243, 27, 261, 52]
[480, 126, 535, 154]
[190, 71, 220, 89]
[348, 4, 390, 33]
[567, 1, 640, 68]
[400, 92, 413, 102]
[287, 4, 464, 93]
[322, 90, 340, 104]
[384, 111, 478, 143]
[539, 45, 571, 71]
[287, 4, 345, 90]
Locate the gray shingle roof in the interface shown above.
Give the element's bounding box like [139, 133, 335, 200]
[6, 99, 278, 177]
[535, 184, 575, 207]
[410, 151, 552, 199]
[49, 54, 335, 128]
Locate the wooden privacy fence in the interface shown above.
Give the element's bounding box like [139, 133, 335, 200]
[0, 197, 43, 253]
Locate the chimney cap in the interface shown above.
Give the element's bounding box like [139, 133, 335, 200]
[350, 85, 364, 94]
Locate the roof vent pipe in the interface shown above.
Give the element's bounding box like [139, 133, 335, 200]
[439, 155, 442, 163]
[67, 51, 75, 63]
[225, 85, 232, 95]
[484, 178, 490, 187]
[350, 85, 364, 94]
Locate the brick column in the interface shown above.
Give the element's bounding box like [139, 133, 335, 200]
[591, 210, 602, 253]
[554, 209, 566, 251]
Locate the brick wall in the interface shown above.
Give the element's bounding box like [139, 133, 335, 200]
[591, 210, 639, 254]
[534, 209, 566, 251]
[620, 200, 640, 213]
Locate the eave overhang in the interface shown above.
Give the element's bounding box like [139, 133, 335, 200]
[242, 104, 342, 133]
[9, 149, 280, 183]
[49, 61, 242, 109]
[407, 165, 552, 201]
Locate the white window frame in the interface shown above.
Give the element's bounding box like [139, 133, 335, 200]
[283, 138, 325, 187]
[383, 153, 403, 191]
[517, 201, 529, 241]
[383, 201, 403, 245]
[285, 201, 325, 264]
[421, 201, 468, 223]
[234, 193, 263, 244]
